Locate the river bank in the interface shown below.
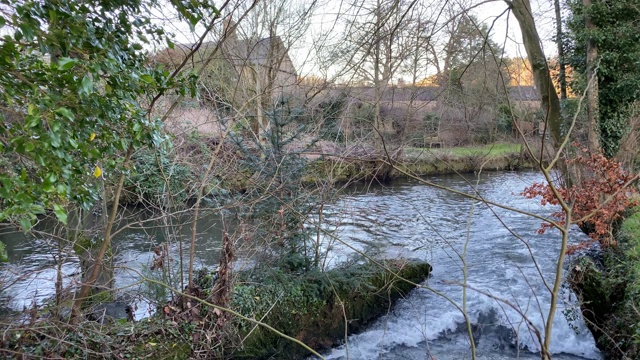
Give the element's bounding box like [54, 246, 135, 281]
[0, 260, 432, 359]
[569, 206, 640, 359]
[118, 139, 537, 206]
[303, 143, 535, 184]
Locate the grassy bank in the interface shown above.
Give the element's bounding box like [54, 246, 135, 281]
[406, 142, 523, 159]
[305, 142, 534, 184]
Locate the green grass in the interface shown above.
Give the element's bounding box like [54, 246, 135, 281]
[405, 143, 521, 159]
[621, 209, 640, 239]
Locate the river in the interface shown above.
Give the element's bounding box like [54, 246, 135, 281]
[318, 171, 600, 360]
[0, 170, 601, 359]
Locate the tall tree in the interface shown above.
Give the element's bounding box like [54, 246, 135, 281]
[437, 13, 508, 145]
[228, 0, 317, 142]
[582, 0, 600, 153]
[554, 0, 568, 100]
[567, 0, 640, 157]
[505, 0, 563, 151]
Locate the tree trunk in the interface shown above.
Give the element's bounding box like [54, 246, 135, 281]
[255, 69, 268, 145]
[554, 0, 567, 100]
[373, 3, 384, 151]
[583, 0, 601, 154]
[507, 0, 563, 150]
[71, 148, 132, 320]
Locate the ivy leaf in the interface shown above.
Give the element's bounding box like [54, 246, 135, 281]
[140, 74, 155, 84]
[55, 107, 74, 121]
[80, 75, 93, 94]
[57, 57, 78, 71]
[53, 204, 68, 225]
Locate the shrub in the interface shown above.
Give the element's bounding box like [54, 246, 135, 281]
[125, 149, 194, 205]
[522, 147, 638, 251]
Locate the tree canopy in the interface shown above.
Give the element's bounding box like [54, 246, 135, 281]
[0, 0, 208, 231]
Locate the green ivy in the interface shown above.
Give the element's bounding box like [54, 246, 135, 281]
[125, 149, 194, 205]
[566, 0, 640, 157]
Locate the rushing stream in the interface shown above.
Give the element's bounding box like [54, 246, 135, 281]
[0, 170, 601, 359]
[318, 171, 600, 360]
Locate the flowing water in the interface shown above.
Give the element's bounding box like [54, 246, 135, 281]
[318, 171, 600, 360]
[0, 170, 601, 359]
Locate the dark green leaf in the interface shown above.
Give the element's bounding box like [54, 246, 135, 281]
[54, 107, 74, 121]
[53, 204, 67, 225]
[81, 75, 93, 94]
[57, 57, 77, 71]
[25, 114, 40, 128]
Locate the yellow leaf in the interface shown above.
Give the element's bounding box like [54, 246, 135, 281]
[148, 342, 157, 346]
[93, 166, 102, 178]
[89, 132, 96, 141]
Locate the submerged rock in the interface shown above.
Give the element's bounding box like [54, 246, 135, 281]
[88, 301, 133, 323]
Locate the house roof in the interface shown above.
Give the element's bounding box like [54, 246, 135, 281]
[166, 36, 297, 76]
[322, 85, 540, 103]
[345, 86, 442, 102]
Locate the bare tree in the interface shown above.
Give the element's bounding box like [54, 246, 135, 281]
[333, 0, 426, 149]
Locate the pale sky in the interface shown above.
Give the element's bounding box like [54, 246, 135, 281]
[152, 0, 560, 81]
[289, 0, 560, 80]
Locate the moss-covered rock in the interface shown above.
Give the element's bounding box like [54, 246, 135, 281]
[229, 260, 432, 359]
